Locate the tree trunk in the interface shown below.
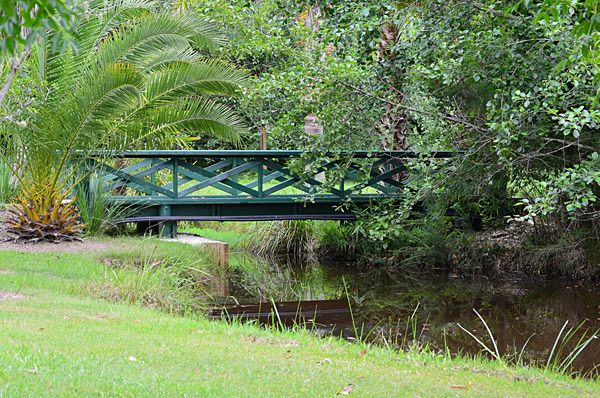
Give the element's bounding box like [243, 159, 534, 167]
[378, 23, 407, 152]
[302, 6, 324, 144]
[0, 50, 31, 112]
[0, 5, 35, 113]
[378, 23, 409, 181]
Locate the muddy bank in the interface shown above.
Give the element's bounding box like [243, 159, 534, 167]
[451, 221, 600, 279]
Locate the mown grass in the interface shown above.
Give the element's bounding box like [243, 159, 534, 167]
[0, 240, 599, 397]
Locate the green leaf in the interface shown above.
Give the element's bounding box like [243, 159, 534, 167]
[581, 45, 590, 59]
[534, 12, 547, 24]
[0, 0, 15, 16]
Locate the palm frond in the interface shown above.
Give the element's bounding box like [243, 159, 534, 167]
[39, 1, 157, 95]
[144, 60, 248, 106]
[31, 31, 76, 85]
[123, 97, 247, 146]
[93, 12, 223, 68]
[10, 0, 248, 243]
[140, 47, 199, 72]
[40, 63, 144, 152]
[82, 0, 157, 53]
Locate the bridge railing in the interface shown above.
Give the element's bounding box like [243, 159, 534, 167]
[81, 150, 456, 203]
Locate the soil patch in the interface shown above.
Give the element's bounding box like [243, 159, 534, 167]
[0, 238, 118, 254]
[0, 210, 123, 254]
[0, 290, 26, 301]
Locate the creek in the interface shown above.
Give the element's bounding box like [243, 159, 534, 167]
[207, 254, 600, 376]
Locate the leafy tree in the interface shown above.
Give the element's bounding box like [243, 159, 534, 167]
[340, 0, 600, 267]
[182, 0, 600, 270]
[192, 0, 385, 152]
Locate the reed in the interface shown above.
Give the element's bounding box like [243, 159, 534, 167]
[459, 309, 599, 376]
[546, 320, 599, 375]
[457, 309, 503, 363]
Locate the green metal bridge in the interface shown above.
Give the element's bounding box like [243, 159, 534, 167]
[85, 150, 455, 237]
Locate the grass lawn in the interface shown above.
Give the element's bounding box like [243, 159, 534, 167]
[0, 240, 599, 397]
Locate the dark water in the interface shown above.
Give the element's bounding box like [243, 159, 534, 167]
[207, 254, 600, 376]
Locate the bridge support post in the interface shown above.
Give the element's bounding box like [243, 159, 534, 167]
[159, 204, 177, 238]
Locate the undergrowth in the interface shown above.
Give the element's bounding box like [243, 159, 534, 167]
[0, 156, 18, 203]
[86, 241, 213, 314]
[245, 220, 318, 257]
[75, 171, 136, 236]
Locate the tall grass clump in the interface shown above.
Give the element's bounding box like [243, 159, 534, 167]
[0, 156, 19, 202]
[87, 242, 212, 314]
[316, 220, 352, 260]
[74, 172, 134, 236]
[246, 220, 317, 256]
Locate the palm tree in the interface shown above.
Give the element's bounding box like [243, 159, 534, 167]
[6, 0, 248, 242]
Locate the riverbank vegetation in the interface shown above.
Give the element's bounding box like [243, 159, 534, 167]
[2, 1, 598, 274]
[1, 244, 599, 397]
[181, 0, 599, 279]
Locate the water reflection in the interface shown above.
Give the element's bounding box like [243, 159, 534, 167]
[207, 254, 600, 376]
[210, 254, 346, 305]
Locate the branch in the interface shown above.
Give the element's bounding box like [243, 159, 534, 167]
[339, 80, 490, 134]
[472, 2, 519, 20]
[0, 47, 31, 110]
[538, 137, 598, 153]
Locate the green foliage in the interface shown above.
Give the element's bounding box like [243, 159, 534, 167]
[315, 220, 351, 257]
[74, 172, 135, 236]
[523, 154, 600, 217]
[192, 0, 386, 151]
[0, 0, 79, 54]
[246, 220, 317, 256]
[351, 210, 460, 268]
[326, 0, 600, 263]
[180, 0, 599, 202]
[408, 0, 600, 221]
[2, 0, 249, 241]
